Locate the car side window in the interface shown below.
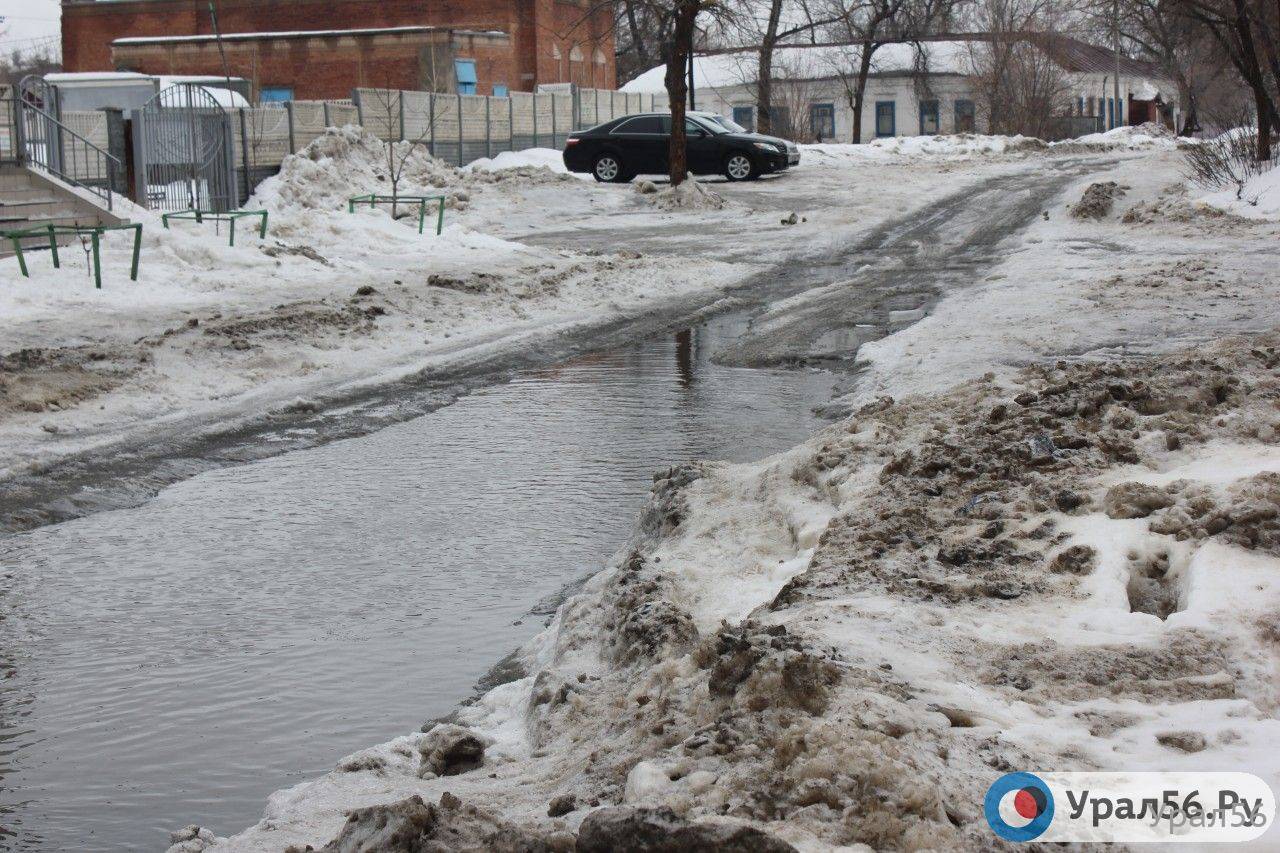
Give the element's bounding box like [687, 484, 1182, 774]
[658, 116, 672, 134]
[685, 118, 707, 135]
[612, 116, 664, 134]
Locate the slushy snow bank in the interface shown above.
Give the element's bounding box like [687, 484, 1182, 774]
[182, 328, 1280, 853]
[463, 147, 582, 177]
[801, 124, 1182, 164]
[1199, 164, 1280, 220]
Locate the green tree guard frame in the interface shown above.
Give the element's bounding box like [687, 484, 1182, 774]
[347, 194, 446, 235]
[4, 223, 143, 290]
[161, 209, 270, 247]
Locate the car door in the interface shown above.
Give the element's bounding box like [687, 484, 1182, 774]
[683, 118, 720, 174]
[610, 115, 665, 174]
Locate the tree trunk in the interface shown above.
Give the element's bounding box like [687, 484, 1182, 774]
[1228, 0, 1273, 158]
[851, 43, 876, 143]
[664, 0, 698, 186]
[625, 0, 649, 72]
[756, 0, 784, 135]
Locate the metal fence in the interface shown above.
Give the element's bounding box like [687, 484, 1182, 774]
[0, 86, 16, 163]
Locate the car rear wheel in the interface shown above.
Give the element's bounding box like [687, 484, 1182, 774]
[593, 153, 627, 183]
[723, 152, 755, 182]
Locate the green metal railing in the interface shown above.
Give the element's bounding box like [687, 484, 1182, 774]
[3, 223, 142, 289]
[347, 194, 446, 235]
[161, 209, 269, 246]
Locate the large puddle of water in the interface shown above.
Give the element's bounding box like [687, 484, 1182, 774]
[0, 315, 838, 851]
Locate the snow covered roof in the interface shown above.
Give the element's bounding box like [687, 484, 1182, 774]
[621, 41, 974, 93]
[44, 71, 154, 86]
[113, 26, 507, 45]
[155, 79, 250, 109]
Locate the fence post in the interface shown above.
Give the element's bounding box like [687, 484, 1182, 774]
[353, 89, 364, 126]
[427, 93, 435, 157]
[285, 100, 296, 153]
[508, 96, 513, 152]
[131, 110, 146, 206]
[323, 101, 331, 128]
[238, 108, 251, 205]
[454, 94, 462, 166]
[551, 93, 557, 147]
[532, 94, 538, 149]
[398, 90, 406, 141]
[485, 96, 491, 158]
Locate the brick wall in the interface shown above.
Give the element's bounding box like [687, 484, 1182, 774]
[112, 30, 517, 100]
[62, 0, 615, 91]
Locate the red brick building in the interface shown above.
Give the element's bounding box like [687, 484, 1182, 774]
[60, 0, 616, 99]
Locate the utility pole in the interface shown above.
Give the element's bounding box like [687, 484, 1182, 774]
[687, 22, 696, 111]
[208, 2, 236, 102]
[1111, 0, 1121, 129]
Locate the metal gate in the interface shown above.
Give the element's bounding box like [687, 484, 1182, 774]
[134, 84, 235, 212]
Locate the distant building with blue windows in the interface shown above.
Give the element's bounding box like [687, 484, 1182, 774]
[622, 34, 1182, 143]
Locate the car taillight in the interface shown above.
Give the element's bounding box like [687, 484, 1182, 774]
[566, 137, 580, 145]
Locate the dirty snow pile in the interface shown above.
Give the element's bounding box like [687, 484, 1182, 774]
[637, 176, 728, 211]
[1061, 122, 1181, 152]
[177, 329, 1280, 853]
[251, 128, 576, 224]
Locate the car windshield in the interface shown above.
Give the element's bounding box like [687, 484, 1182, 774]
[702, 115, 748, 134]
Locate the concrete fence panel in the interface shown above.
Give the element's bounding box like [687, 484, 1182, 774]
[291, 101, 328, 150]
[488, 96, 513, 157]
[510, 92, 535, 151]
[354, 88, 400, 141]
[401, 91, 434, 142]
[239, 107, 291, 168]
[431, 94, 460, 165]
[460, 94, 489, 164]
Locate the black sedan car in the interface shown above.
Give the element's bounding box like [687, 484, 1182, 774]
[563, 111, 800, 183]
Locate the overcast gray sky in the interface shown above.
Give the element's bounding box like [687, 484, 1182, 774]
[0, 0, 61, 58]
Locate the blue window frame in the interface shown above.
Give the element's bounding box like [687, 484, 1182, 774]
[918, 99, 939, 135]
[492, 84, 508, 97]
[954, 99, 975, 133]
[875, 101, 895, 137]
[454, 59, 478, 95]
[810, 102, 835, 140]
[732, 106, 754, 131]
[259, 86, 293, 103]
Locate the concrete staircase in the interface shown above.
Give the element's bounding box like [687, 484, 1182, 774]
[0, 164, 126, 255]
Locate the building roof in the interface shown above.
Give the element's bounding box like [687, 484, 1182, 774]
[1027, 34, 1164, 79]
[113, 26, 507, 46]
[622, 41, 972, 93]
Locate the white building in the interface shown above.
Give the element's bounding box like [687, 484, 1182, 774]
[621, 35, 1181, 143]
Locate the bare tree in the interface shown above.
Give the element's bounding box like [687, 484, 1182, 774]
[1172, 0, 1278, 158]
[362, 85, 435, 217]
[0, 48, 61, 89]
[965, 0, 1075, 137]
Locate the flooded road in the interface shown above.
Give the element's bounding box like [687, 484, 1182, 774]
[0, 314, 838, 851]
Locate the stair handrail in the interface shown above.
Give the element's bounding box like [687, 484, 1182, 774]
[15, 96, 120, 212]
